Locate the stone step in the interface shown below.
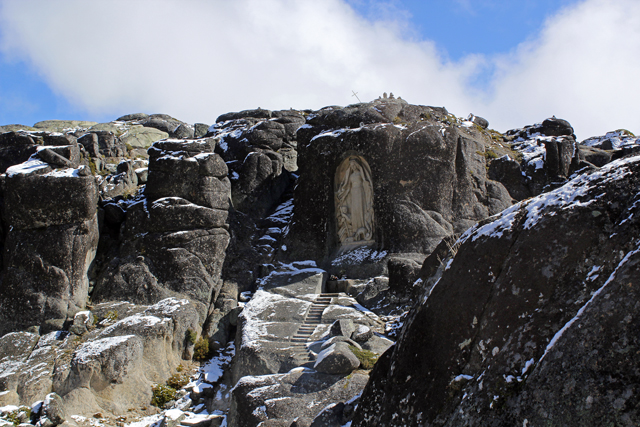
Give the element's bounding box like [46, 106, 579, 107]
[292, 335, 313, 340]
[180, 415, 225, 427]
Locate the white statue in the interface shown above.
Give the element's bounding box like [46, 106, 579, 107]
[335, 156, 374, 246]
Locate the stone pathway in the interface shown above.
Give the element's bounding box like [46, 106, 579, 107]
[290, 293, 340, 364]
[228, 263, 394, 426]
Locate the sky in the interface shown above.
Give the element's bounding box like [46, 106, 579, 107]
[0, 0, 639, 140]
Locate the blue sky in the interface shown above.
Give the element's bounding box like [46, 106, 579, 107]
[0, 0, 638, 138]
[348, 0, 576, 59]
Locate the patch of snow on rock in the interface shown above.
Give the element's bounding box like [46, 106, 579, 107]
[74, 335, 137, 364]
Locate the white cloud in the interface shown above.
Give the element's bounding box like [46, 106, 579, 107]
[0, 0, 638, 138]
[483, 0, 640, 138]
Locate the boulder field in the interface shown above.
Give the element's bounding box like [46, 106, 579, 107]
[0, 97, 638, 426]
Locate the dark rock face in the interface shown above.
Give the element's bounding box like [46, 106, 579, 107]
[216, 108, 273, 123]
[116, 113, 149, 121]
[353, 155, 640, 426]
[506, 117, 575, 140]
[286, 99, 512, 262]
[0, 132, 39, 173]
[91, 131, 127, 158]
[501, 117, 582, 199]
[0, 161, 99, 334]
[145, 139, 230, 210]
[141, 114, 194, 139]
[578, 145, 612, 167]
[209, 108, 303, 217]
[92, 139, 231, 322]
[487, 155, 530, 201]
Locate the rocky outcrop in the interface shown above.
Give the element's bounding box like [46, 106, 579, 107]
[1, 104, 638, 427]
[33, 120, 98, 133]
[0, 149, 99, 334]
[286, 98, 512, 264]
[230, 368, 368, 427]
[353, 155, 640, 426]
[0, 298, 199, 417]
[0, 132, 39, 173]
[58, 299, 199, 416]
[140, 114, 194, 139]
[92, 138, 231, 322]
[209, 108, 304, 217]
[228, 262, 392, 427]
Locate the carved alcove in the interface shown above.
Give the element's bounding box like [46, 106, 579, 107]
[334, 154, 375, 254]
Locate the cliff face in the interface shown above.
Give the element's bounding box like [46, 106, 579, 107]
[0, 101, 638, 426]
[287, 98, 512, 265]
[353, 155, 640, 426]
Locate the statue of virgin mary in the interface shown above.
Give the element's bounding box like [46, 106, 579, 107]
[335, 156, 374, 246]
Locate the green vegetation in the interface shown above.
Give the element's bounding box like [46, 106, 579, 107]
[349, 345, 379, 370]
[105, 310, 118, 322]
[485, 149, 499, 160]
[151, 384, 176, 408]
[122, 186, 138, 200]
[484, 128, 505, 143]
[186, 329, 197, 345]
[166, 372, 190, 390]
[3, 406, 31, 426]
[193, 337, 210, 361]
[88, 158, 98, 175]
[441, 114, 459, 126]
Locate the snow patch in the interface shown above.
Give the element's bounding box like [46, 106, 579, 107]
[74, 335, 137, 364]
[5, 159, 49, 176]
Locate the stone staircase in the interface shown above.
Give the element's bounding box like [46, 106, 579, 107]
[290, 293, 340, 364]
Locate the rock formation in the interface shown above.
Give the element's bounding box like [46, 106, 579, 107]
[353, 154, 640, 426]
[286, 97, 512, 267]
[92, 138, 231, 322]
[0, 98, 638, 427]
[0, 148, 98, 334]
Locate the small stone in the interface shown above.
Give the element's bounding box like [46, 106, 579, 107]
[42, 393, 65, 426]
[330, 319, 355, 339]
[350, 325, 373, 343]
[314, 342, 360, 374]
